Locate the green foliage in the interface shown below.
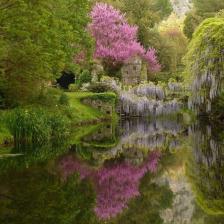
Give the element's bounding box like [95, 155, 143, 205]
[7, 107, 71, 145]
[150, 70, 184, 83]
[183, 0, 224, 40]
[77, 70, 92, 87]
[85, 92, 117, 104]
[48, 112, 70, 141]
[0, 111, 13, 146]
[98, 0, 172, 47]
[87, 82, 112, 93]
[7, 107, 51, 145]
[150, 0, 173, 20]
[68, 84, 79, 92]
[59, 93, 69, 106]
[210, 91, 224, 119]
[0, 0, 93, 106]
[193, 0, 224, 15]
[156, 15, 188, 74]
[141, 28, 175, 74]
[183, 11, 203, 39]
[37, 87, 62, 107]
[120, 0, 172, 47]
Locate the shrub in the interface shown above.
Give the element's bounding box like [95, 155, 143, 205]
[68, 84, 79, 92]
[37, 88, 62, 107]
[59, 93, 69, 106]
[77, 70, 92, 87]
[85, 92, 117, 104]
[87, 82, 111, 93]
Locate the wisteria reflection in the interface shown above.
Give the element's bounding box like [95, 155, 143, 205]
[80, 118, 185, 166]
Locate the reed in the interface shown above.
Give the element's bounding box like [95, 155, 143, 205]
[7, 107, 70, 146]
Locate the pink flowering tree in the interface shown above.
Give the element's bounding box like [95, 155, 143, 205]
[89, 3, 161, 73]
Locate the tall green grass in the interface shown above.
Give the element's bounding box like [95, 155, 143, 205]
[7, 107, 71, 146]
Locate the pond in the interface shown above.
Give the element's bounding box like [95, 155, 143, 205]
[0, 117, 224, 224]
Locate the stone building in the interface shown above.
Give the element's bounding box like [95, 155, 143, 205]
[121, 56, 142, 86]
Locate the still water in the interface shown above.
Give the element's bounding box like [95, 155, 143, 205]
[0, 117, 224, 224]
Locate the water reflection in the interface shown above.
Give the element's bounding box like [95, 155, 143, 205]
[59, 150, 161, 220]
[0, 118, 224, 223]
[188, 120, 224, 217]
[78, 118, 186, 166]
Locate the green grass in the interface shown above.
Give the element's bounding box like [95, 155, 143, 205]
[0, 127, 13, 145]
[66, 92, 114, 124]
[0, 110, 13, 147]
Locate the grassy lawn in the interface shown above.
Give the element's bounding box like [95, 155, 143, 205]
[66, 92, 105, 124]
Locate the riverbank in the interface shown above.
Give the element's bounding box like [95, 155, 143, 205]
[0, 91, 117, 149]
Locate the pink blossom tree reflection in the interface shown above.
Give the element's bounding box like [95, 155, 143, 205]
[58, 150, 161, 220]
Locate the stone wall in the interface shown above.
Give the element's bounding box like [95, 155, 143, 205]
[82, 98, 114, 116]
[121, 56, 142, 86]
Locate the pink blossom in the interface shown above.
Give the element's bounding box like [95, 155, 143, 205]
[143, 48, 161, 73]
[89, 3, 161, 73]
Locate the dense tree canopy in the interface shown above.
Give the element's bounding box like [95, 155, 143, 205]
[98, 0, 172, 47]
[120, 0, 172, 47]
[183, 11, 203, 39]
[0, 0, 92, 105]
[184, 0, 224, 39]
[193, 0, 224, 15]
